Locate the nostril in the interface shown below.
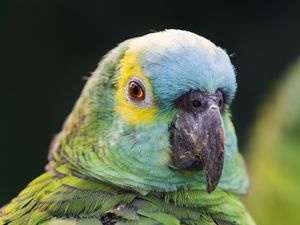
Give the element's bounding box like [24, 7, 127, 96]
[218, 98, 223, 108]
[192, 100, 201, 108]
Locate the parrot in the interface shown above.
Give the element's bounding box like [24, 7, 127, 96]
[244, 57, 300, 225]
[0, 29, 254, 225]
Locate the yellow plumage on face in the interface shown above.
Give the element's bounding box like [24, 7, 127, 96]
[115, 50, 158, 124]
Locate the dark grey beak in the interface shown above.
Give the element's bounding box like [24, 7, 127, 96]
[169, 91, 225, 193]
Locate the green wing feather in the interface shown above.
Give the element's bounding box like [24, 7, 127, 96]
[1, 166, 253, 225]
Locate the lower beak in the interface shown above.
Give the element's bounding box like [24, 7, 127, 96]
[169, 104, 225, 193]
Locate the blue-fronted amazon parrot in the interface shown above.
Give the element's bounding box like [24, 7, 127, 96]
[0, 30, 254, 225]
[244, 57, 300, 225]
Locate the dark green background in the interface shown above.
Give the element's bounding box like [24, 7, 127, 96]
[1, 0, 300, 205]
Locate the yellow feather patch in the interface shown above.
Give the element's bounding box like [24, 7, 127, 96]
[115, 50, 158, 124]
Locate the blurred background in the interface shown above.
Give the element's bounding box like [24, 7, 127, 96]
[0, 1, 300, 224]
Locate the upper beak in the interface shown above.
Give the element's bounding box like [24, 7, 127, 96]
[169, 91, 226, 193]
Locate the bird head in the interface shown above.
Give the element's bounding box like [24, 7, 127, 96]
[48, 30, 248, 195]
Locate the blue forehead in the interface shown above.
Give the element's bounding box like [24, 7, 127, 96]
[139, 36, 237, 110]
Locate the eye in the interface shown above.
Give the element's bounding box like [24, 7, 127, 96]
[128, 81, 145, 101]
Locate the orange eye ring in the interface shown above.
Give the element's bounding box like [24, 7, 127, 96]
[128, 81, 145, 101]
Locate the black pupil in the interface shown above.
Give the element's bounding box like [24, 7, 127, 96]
[132, 83, 140, 96]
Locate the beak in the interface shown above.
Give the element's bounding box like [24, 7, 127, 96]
[169, 91, 225, 193]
